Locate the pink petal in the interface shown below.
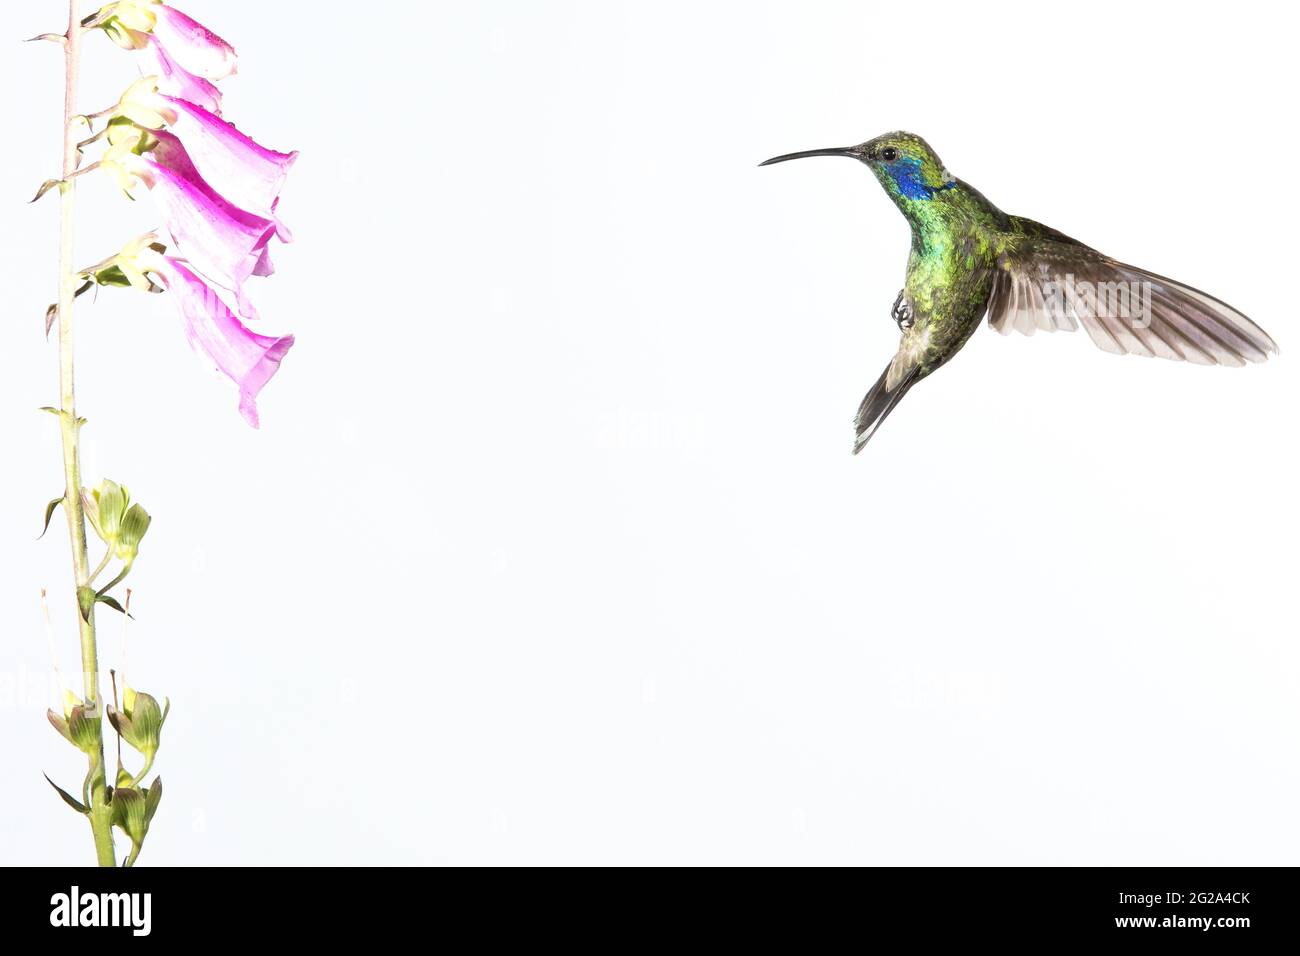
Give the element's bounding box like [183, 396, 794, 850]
[137, 35, 222, 115]
[141, 152, 276, 298]
[151, 5, 237, 82]
[153, 257, 293, 427]
[251, 245, 275, 278]
[161, 96, 297, 222]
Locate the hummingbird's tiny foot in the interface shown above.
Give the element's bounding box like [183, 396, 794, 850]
[891, 289, 914, 331]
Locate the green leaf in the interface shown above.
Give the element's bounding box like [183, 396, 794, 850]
[40, 496, 63, 539]
[95, 594, 132, 618]
[44, 774, 88, 815]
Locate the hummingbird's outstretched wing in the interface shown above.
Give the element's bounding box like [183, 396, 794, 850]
[986, 222, 1278, 366]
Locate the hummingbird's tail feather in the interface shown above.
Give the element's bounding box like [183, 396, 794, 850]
[853, 363, 919, 454]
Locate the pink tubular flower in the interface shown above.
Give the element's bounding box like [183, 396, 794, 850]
[159, 96, 297, 225]
[137, 35, 222, 115]
[149, 4, 237, 82]
[149, 256, 294, 428]
[127, 154, 276, 313]
[149, 130, 284, 288]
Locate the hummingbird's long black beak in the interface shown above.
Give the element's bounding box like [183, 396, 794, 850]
[759, 147, 861, 167]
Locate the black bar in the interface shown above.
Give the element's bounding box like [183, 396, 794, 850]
[9, 866, 1297, 942]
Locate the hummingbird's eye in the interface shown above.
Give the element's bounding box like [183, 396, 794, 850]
[880, 147, 899, 162]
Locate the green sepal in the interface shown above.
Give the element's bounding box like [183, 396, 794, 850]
[81, 487, 102, 541]
[110, 786, 147, 846]
[145, 777, 163, 822]
[44, 774, 89, 815]
[115, 503, 151, 562]
[40, 496, 63, 539]
[94, 480, 128, 542]
[102, 21, 151, 51]
[88, 259, 164, 294]
[106, 116, 161, 157]
[94, 265, 134, 288]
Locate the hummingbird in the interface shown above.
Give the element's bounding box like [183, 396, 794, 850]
[760, 132, 1278, 453]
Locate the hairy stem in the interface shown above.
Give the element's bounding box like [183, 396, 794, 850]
[56, 0, 115, 867]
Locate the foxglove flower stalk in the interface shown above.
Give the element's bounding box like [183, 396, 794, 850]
[34, 0, 299, 866]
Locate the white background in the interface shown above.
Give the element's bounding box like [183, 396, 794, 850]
[2, 0, 1296, 865]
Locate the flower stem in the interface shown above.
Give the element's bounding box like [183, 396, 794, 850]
[88, 548, 113, 585]
[55, 0, 115, 868]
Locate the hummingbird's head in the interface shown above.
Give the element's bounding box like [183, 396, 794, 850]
[761, 131, 957, 203]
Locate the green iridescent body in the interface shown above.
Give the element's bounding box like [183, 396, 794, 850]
[762, 131, 1278, 451]
[873, 137, 1078, 383]
[898, 196, 1002, 382]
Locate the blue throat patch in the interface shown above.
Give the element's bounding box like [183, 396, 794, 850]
[887, 158, 956, 201]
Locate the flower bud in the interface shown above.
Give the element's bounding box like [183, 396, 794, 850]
[104, 117, 160, 165]
[86, 235, 167, 296]
[47, 692, 103, 756]
[111, 0, 161, 33]
[111, 777, 163, 859]
[107, 687, 169, 768]
[82, 480, 151, 564]
[96, 0, 159, 51]
[115, 76, 177, 130]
